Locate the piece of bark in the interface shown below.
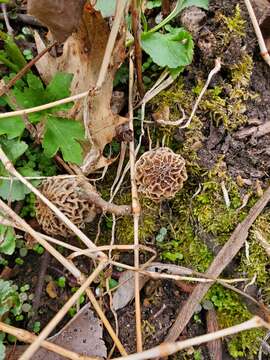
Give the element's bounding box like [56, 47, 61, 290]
[206, 309, 222, 360]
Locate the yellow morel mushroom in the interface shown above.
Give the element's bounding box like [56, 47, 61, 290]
[135, 147, 188, 202]
[35, 177, 98, 237]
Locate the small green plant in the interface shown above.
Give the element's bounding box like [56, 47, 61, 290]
[32, 321, 41, 334]
[0, 225, 16, 255]
[32, 244, 45, 255]
[0, 72, 85, 165]
[56, 276, 66, 289]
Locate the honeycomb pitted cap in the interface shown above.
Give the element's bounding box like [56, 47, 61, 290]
[35, 177, 97, 237]
[135, 147, 188, 202]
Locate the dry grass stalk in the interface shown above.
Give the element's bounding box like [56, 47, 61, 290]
[129, 54, 143, 352]
[0, 322, 98, 360]
[244, 0, 270, 66]
[0, 198, 82, 279]
[113, 317, 270, 360]
[253, 229, 270, 256]
[180, 58, 221, 128]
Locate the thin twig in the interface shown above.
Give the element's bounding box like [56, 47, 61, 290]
[0, 90, 88, 119]
[77, 180, 132, 216]
[132, 0, 144, 98]
[28, 251, 51, 330]
[1, 3, 13, 35]
[244, 0, 270, 66]
[0, 322, 98, 360]
[96, 0, 128, 89]
[180, 58, 221, 128]
[129, 55, 143, 352]
[113, 317, 270, 360]
[0, 41, 57, 97]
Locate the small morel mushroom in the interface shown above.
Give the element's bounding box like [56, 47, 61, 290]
[35, 177, 98, 237]
[135, 147, 188, 202]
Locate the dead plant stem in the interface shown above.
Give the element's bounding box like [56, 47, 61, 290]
[129, 55, 143, 352]
[244, 0, 270, 66]
[113, 317, 270, 360]
[131, 0, 144, 98]
[96, 0, 128, 89]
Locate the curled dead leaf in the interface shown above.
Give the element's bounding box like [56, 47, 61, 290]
[5, 303, 107, 359]
[28, 0, 86, 43]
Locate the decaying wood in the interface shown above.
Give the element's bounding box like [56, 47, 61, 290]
[234, 121, 270, 139]
[165, 185, 270, 343]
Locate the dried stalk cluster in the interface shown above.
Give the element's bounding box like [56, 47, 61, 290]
[135, 147, 188, 202]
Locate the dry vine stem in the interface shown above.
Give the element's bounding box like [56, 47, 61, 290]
[244, 0, 270, 66]
[113, 317, 270, 360]
[0, 323, 98, 360]
[129, 55, 143, 352]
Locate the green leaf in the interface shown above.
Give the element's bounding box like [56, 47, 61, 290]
[4, 72, 73, 125]
[45, 73, 73, 102]
[0, 138, 28, 162]
[0, 166, 41, 202]
[0, 225, 16, 255]
[0, 338, 5, 360]
[141, 28, 194, 68]
[95, 0, 116, 17]
[0, 117, 25, 138]
[146, 0, 162, 9]
[0, 279, 21, 317]
[148, 0, 209, 33]
[43, 116, 85, 164]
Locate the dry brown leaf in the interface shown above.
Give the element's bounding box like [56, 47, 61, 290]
[5, 303, 107, 359]
[34, 9, 128, 173]
[28, 0, 86, 43]
[112, 263, 194, 310]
